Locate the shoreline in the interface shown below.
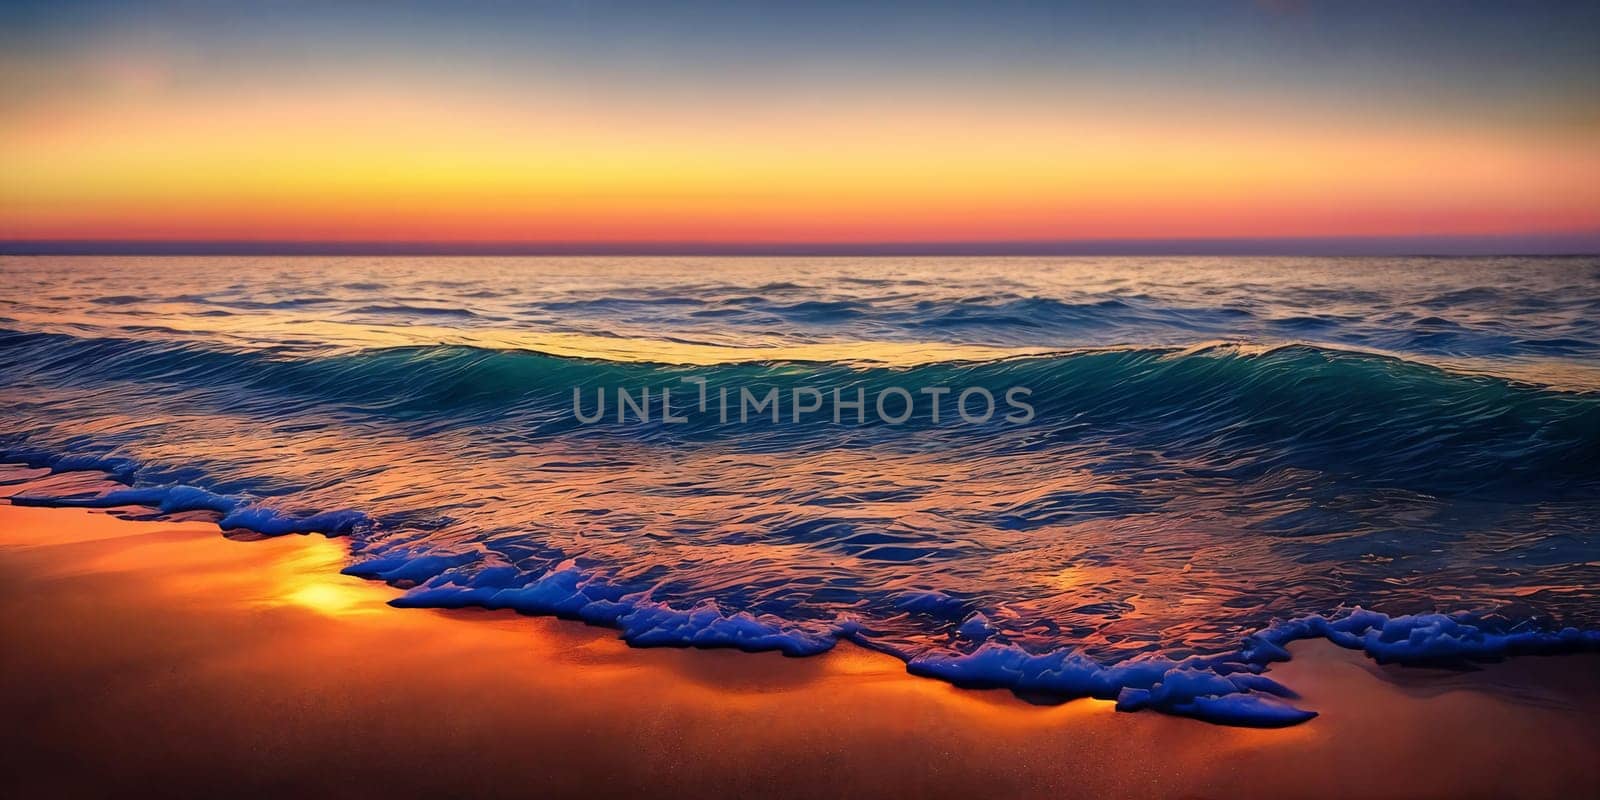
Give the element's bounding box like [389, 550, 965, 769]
[2, 502, 1598, 799]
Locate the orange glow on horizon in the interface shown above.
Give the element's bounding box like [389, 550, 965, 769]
[4, 68, 1598, 244]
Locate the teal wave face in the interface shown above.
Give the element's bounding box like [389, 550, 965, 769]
[4, 330, 1595, 495]
[3, 255, 1599, 725]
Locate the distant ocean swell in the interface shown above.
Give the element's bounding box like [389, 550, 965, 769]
[3, 325, 1600, 726]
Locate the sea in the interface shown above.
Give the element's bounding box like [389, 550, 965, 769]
[3, 255, 1597, 725]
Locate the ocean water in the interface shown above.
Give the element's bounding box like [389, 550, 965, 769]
[2, 255, 1598, 725]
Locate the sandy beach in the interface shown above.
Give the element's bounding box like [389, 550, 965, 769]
[1, 502, 1596, 799]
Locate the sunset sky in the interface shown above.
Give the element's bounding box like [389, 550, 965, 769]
[2, 1, 1598, 252]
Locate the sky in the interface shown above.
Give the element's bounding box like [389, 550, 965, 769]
[2, 0, 1598, 253]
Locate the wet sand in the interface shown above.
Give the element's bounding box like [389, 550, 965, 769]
[1, 503, 1596, 799]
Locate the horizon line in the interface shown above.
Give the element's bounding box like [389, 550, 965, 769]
[4, 232, 1599, 258]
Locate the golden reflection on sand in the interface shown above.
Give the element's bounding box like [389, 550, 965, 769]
[278, 575, 385, 617]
